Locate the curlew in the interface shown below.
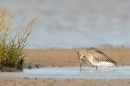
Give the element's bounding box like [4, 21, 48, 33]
[77, 47, 117, 70]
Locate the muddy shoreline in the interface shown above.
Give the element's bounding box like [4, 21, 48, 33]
[0, 48, 130, 86]
[24, 48, 130, 68]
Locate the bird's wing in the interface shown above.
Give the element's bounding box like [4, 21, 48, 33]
[93, 49, 117, 65]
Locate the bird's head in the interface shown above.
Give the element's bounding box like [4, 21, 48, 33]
[77, 50, 84, 58]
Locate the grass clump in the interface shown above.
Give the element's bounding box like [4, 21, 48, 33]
[0, 8, 40, 71]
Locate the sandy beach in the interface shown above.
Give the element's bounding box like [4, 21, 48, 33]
[0, 48, 130, 86]
[24, 48, 130, 68]
[0, 77, 130, 86]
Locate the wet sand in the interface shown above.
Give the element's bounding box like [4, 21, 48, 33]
[1, 48, 130, 86]
[24, 48, 130, 68]
[0, 77, 130, 86]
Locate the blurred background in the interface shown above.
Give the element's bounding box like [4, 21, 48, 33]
[0, 0, 130, 49]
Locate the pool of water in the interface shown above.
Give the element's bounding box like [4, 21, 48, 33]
[0, 66, 130, 79]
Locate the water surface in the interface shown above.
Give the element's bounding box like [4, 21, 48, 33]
[0, 66, 130, 79]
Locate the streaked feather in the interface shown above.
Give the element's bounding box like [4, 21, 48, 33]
[77, 47, 117, 67]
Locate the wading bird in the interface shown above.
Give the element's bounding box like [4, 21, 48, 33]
[77, 47, 117, 70]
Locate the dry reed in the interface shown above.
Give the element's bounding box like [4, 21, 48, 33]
[0, 8, 41, 71]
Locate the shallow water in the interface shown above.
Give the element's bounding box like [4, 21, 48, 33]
[0, 66, 130, 79]
[0, 0, 130, 48]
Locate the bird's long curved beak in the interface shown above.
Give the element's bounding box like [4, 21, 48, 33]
[79, 58, 82, 70]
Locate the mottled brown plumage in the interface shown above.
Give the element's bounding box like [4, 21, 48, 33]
[77, 47, 117, 70]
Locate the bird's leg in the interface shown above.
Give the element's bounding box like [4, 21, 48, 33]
[96, 66, 98, 70]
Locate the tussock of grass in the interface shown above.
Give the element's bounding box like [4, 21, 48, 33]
[0, 8, 41, 71]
